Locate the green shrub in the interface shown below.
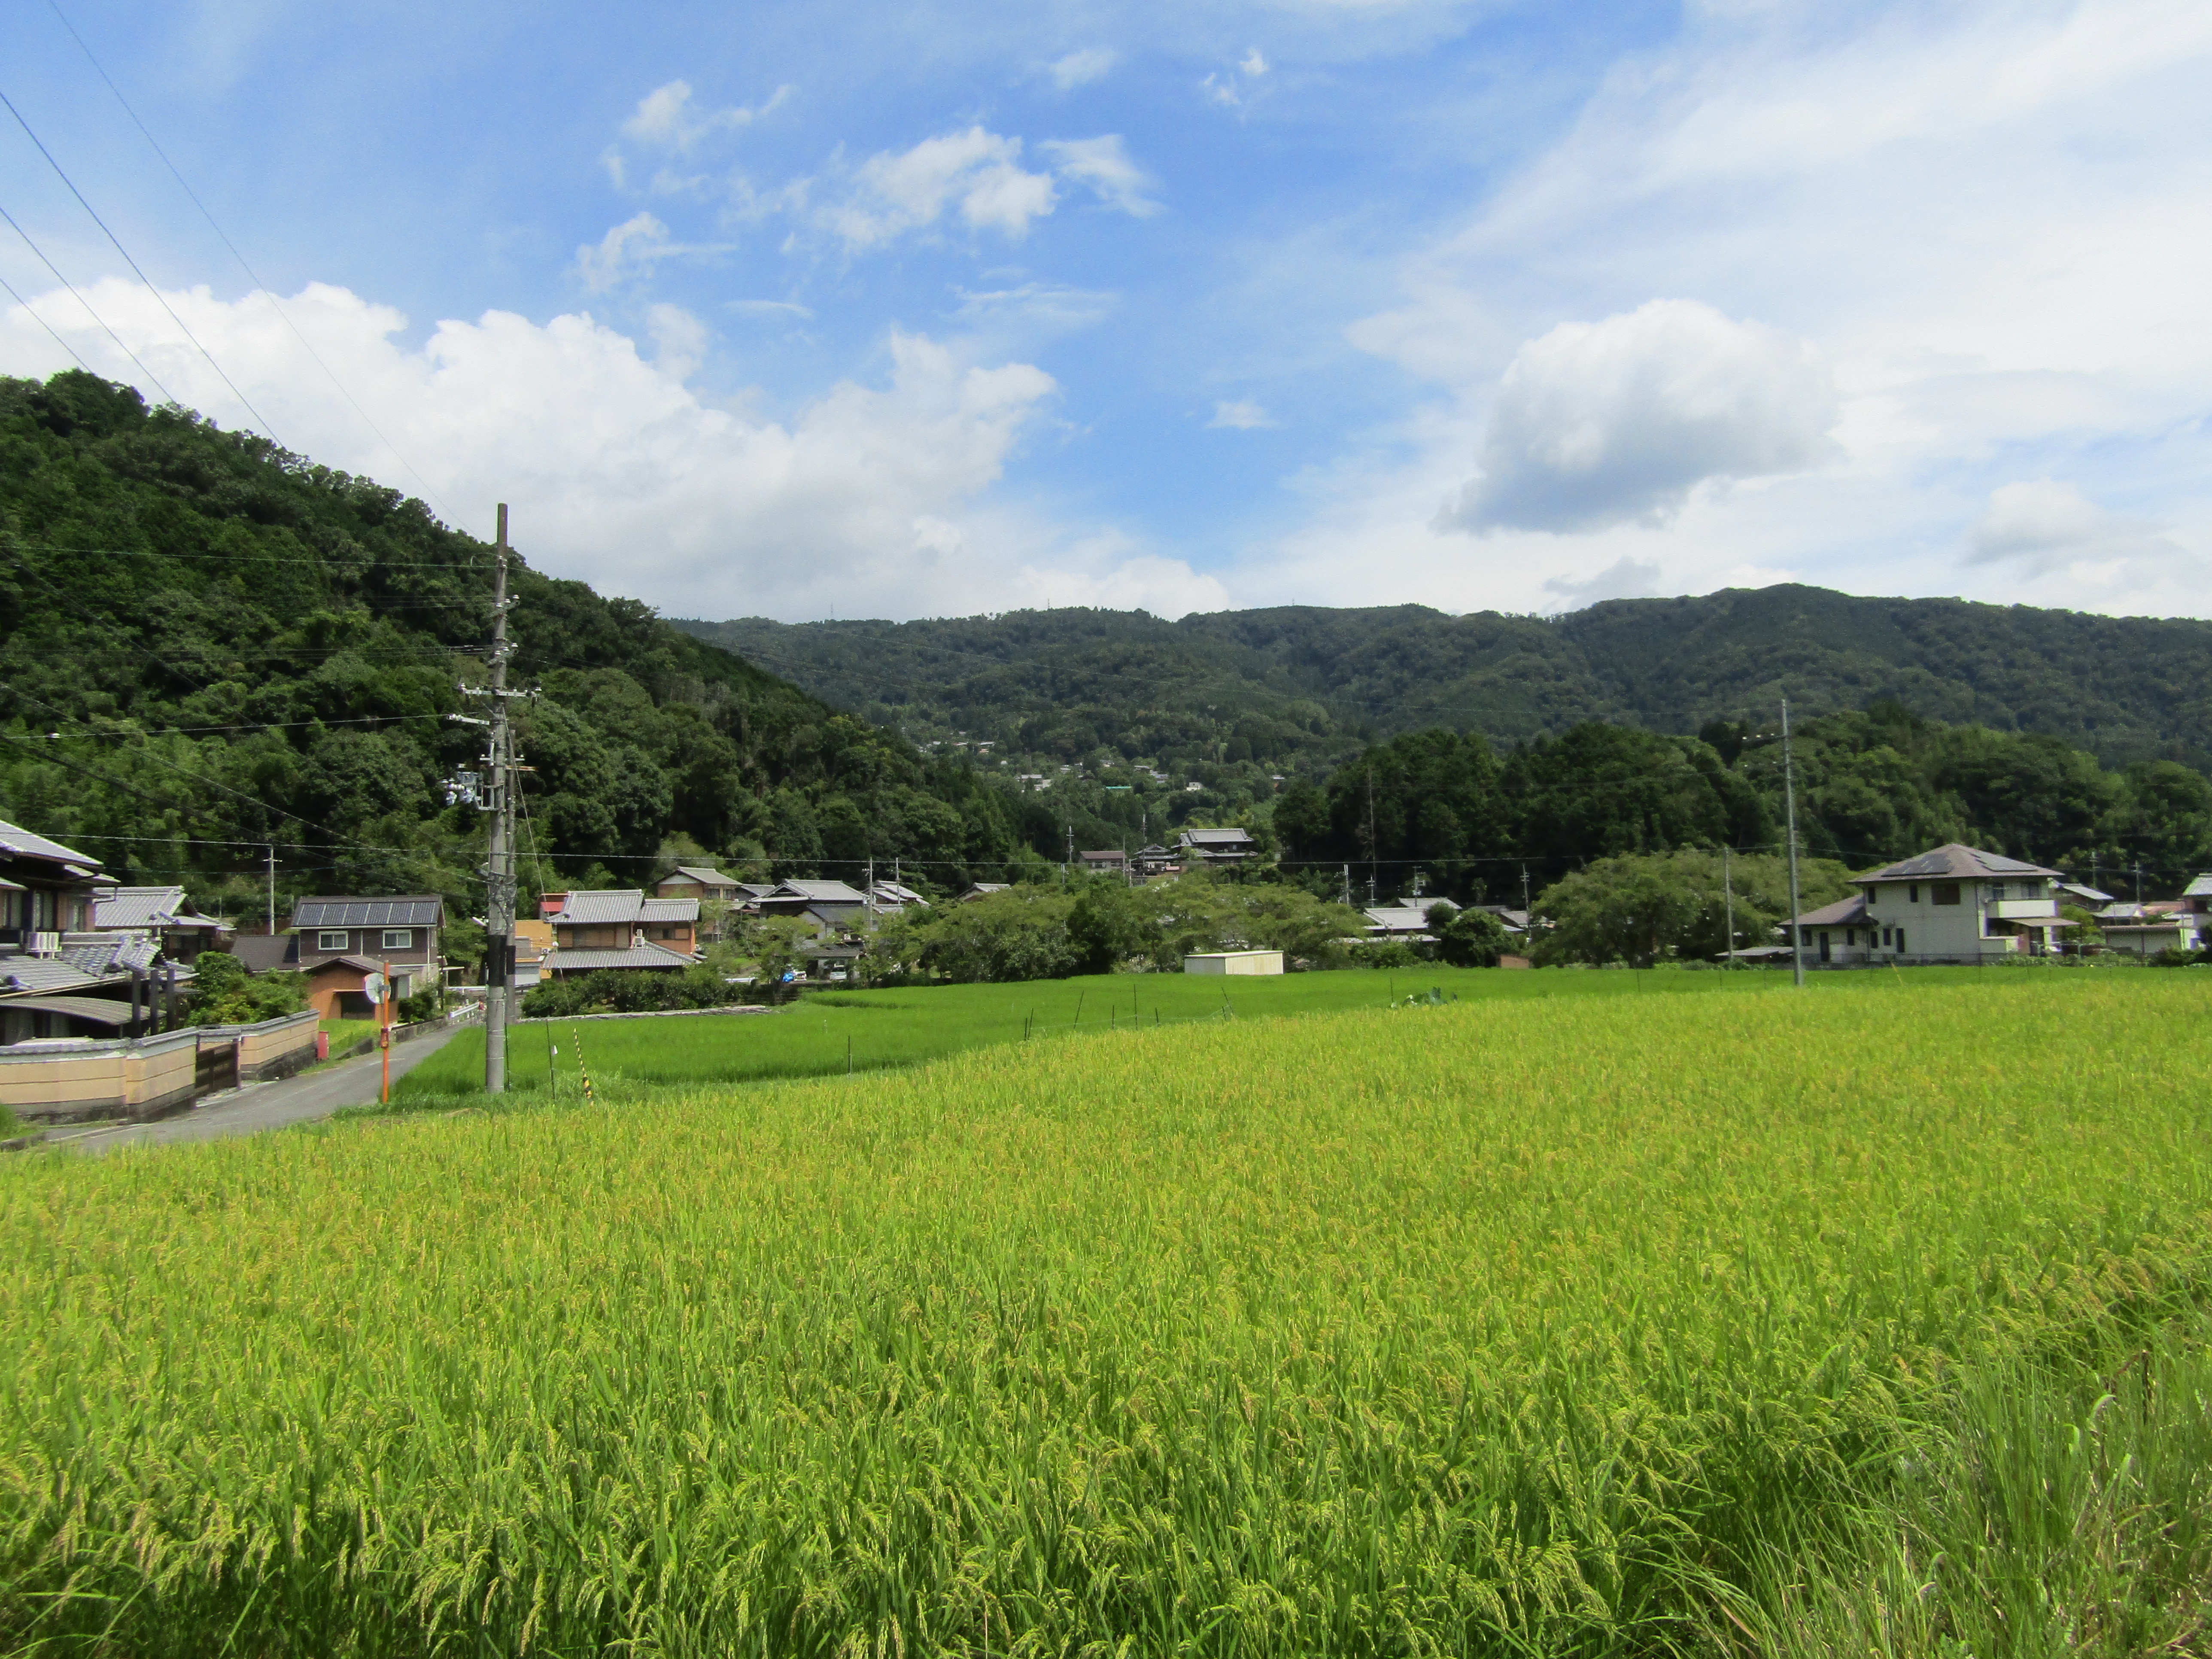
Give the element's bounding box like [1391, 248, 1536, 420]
[188, 952, 307, 1026]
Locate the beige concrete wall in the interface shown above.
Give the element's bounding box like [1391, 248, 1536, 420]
[1184, 951, 1285, 975]
[0, 1027, 199, 1121]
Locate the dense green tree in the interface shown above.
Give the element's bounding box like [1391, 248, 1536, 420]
[1429, 903, 1510, 967]
[1532, 850, 1853, 966]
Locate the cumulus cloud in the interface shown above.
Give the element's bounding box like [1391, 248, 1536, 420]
[818, 127, 1057, 250]
[1208, 398, 1276, 430]
[620, 79, 789, 151]
[1542, 556, 1666, 608]
[1049, 48, 1117, 90]
[0, 276, 1224, 620]
[1036, 136, 1161, 217]
[1965, 480, 2188, 579]
[1440, 299, 1839, 535]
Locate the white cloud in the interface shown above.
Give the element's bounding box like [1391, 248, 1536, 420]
[0, 276, 1223, 620]
[620, 80, 789, 151]
[572, 212, 735, 292]
[1965, 480, 2191, 581]
[1542, 556, 1666, 608]
[818, 128, 1057, 251]
[1049, 48, 1118, 90]
[1240, 47, 1269, 77]
[725, 298, 814, 320]
[1208, 398, 1277, 429]
[1441, 300, 1838, 534]
[1036, 136, 1161, 217]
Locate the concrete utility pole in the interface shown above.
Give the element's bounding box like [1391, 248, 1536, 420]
[1782, 699, 1805, 988]
[264, 844, 275, 937]
[1723, 844, 1737, 967]
[483, 506, 516, 1091]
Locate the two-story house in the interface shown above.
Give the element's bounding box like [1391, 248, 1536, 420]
[1785, 845, 2071, 966]
[542, 890, 700, 977]
[654, 866, 744, 904]
[289, 896, 445, 1018]
[2, 819, 183, 1043]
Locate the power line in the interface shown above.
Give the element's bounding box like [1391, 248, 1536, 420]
[40, 0, 458, 519]
[0, 83, 283, 446]
[0, 195, 176, 401]
[0, 538, 490, 570]
[0, 268, 92, 371]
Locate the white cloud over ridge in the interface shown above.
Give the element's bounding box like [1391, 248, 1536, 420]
[0, 278, 1224, 621]
[1441, 299, 1839, 534]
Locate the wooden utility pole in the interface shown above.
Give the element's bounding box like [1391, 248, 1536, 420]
[1782, 699, 1805, 988]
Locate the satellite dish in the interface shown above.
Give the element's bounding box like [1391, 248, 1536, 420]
[362, 971, 387, 1006]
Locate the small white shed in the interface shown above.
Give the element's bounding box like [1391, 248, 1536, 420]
[1183, 950, 1284, 975]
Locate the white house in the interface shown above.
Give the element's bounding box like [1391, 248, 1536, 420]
[1785, 844, 2072, 966]
[2095, 899, 2203, 957]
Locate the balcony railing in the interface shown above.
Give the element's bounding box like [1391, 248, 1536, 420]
[1987, 900, 2061, 920]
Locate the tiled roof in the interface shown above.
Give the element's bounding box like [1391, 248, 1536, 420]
[669, 865, 739, 886]
[0, 958, 101, 996]
[639, 896, 699, 923]
[1179, 828, 1255, 846]
[92, 886, 186, 930]
[59, 933, 160, 976]
[306, 954, 388, 976]
[869, 882, 930, 906]
[232, 935, 299, 974]
[1791, 896, 1871, 927]
[2185, 874, 2212, 899]
[773, 880, 868, 904]
[557, 890, 646, 924]
[0, 817, 100, 869]
[292, 895, 444, 928]
[548, 943, 697, 972]
[1364, 906, 1437, 932]
[1853, 845, 2060, 882]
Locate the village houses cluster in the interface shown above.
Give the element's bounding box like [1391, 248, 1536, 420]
[4, 810, 2208, 1054]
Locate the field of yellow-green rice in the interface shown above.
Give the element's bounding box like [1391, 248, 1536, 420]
[2, 972, 2209, 1656]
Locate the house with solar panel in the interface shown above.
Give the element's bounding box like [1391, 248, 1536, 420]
[286, 895, 446, 1018]
[1783, 845, 2073, 966]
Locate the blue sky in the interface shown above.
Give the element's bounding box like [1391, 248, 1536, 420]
[3, 0, 2209, 623]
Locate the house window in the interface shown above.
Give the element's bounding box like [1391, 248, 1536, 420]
[1908, 884, 1919, 902]
[1931, 883, 1961, 905]
[1897, 929, 1907, 953]
[1846, 928, 1856, 946]
[1987, 882, 2005, 900]
[317, 930, 349, 951]
[381, 929, 413, 950]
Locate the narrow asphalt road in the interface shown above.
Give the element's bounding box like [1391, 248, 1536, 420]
[52, 1024, 468, 1155]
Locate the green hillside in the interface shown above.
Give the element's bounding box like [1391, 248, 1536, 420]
[0, 371, 1039, 928]
[679, 587, 2212, 777]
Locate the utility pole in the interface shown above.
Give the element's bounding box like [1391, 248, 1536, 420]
[1341, 863, 1351, 907]
[481, 505, 516, 1092]
[1520, 863, 1530, 917]
[1782, 699, 1805, 988]
[2133, 861, 2145, 904]
[1723, 845, 1737, 967]
[1364, 769, 1378, 908]
[264, 845, 275, 937]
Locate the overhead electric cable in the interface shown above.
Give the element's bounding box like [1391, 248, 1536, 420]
[42, 0, 456, 518]
[0, 84, 284, 446]
[0, 269, 92, 371]
[0, 196, 176, 400]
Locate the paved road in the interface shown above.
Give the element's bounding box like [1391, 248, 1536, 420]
[53, 1024, 467, 1155]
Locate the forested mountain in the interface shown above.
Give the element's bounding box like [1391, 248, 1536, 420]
[0, 371, 1040, 927]
[679, 587, 2212, 781]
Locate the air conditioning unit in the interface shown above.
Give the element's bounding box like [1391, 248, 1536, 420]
[30, 931, 61, 957]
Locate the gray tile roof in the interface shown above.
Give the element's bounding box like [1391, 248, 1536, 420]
[232, 935, 299, 974]
[639, 896, 699, 923]
[292, 896, 444, 928]
[1853, 845, 2060, 882]
[2186, 875, 2212, 899]
[548, 943, 697, 972]
[1179, 828, 1256, 846]
[0, 957, 101, 995]
[0, 993, 135, 1025]
[668, 865, 739, 887]
[772, 880, 867, 904]
[1790, 896, 1871, 927]
[92, 886, 188, 930]
[0, 817, 100, 870]
[556, 890, 646, 925]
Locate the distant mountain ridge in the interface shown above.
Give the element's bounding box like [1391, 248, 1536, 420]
[676, 586, 2212, 769]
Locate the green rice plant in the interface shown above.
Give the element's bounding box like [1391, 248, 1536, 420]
[0, 974, 2207, 1656]
[392, 961, 2019, 1104]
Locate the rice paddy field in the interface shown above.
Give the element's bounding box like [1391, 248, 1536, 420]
[4, 971, 2211, 1655]
[398, 962, 2033, 1102]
